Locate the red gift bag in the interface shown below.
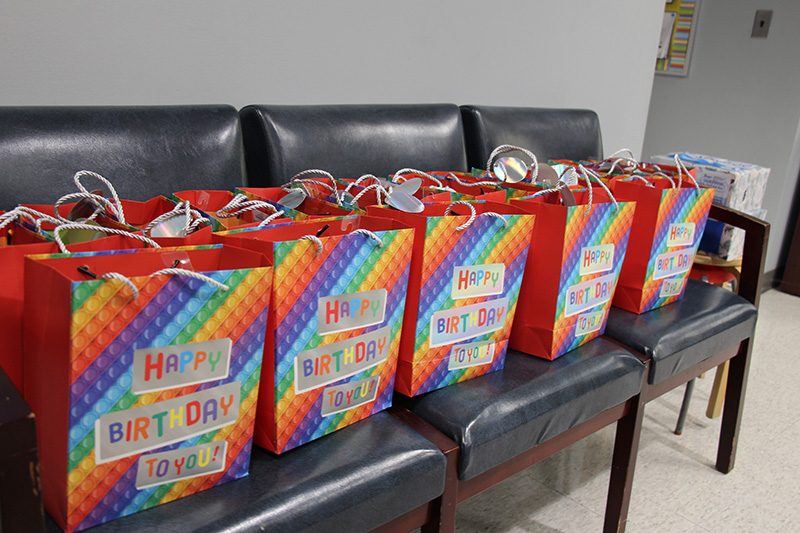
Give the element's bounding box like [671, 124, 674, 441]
[213, 216, 414, 453]
[509, 172, 636, 359]
[366, 201, 535, 396]
[0, 212, 160, 394]
[23, 244, 272, 531]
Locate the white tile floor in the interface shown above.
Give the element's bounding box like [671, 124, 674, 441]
[453, 288, 800, 532]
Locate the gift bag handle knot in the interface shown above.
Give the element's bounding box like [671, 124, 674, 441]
[300, 234, 325, 255]
[351, 229, 384, 248]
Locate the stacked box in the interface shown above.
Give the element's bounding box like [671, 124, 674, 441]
[651, 153, 770, 260]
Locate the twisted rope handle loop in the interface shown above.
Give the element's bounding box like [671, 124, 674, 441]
[54, 223, 161, 254]
[288, 169, 340, 203]
[0, 206, 62, 234]
[444, 201, 508, 230]
[145, 201, 209, 237]
[673, 155, 701, 191]
[100, 268, 230, 301]
[392, 168, 444, 187]
[351, 228, 384, 247]
[73, 170, 127, 224]
[299, 235, 324, 255]
[577, 165, 620, 212]
[445, 172, 499, 188]
[256, 210, 286, 227]
[352, 182, 388, 205]
[216, 194, 279, 218]
[344, 174, 381, 193]
[53, 191, 122, 224]
[486, 144, 539, 183]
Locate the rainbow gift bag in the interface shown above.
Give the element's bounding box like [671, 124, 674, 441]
[610, 176, 713, 313]
[367, 201, 535, 396]
[510, 185, 635, 360]
[23, 245, 272, 532]
[214, 216, 414, 454]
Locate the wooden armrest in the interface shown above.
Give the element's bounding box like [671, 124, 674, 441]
[708, 205, 770, 307]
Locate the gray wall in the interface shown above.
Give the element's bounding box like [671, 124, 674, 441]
[0, 1, 663, 157]
[642, 0, 800, 274]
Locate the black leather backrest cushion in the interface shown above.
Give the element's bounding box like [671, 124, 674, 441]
[239, 104, 468, 187]
[460, 106, 603, 171]
[0, 105, 245, 210]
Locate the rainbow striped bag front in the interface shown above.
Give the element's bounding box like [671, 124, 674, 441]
[214, 216, 414, 454]
[23, 245, 272, 532]
[609, 176, 714, 313]
[510, 189, 636, 360]
[367, 201, 536, 396]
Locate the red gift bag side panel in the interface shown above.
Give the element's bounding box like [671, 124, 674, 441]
[23, 258, 73, 530]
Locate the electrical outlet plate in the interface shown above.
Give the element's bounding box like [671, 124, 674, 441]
[751, 10, 772, 38]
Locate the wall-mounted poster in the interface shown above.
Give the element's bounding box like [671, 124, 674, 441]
[656, 0, 699, 76]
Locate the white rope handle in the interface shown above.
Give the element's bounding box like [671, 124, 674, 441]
[54, 223, 161, 254]
[578, 165, 620, 212]
[486, 144, 539, 183]
[256, 210, 287, 227]
[351, 229, 384, 247]
[288, 170, 340, 203]
[673, 155, 701, 191]
[392, 168, 444, 187]
[145, 201, 209, 237]
[445, 172, 499, 188]
[53, 191, 122, 224]
[352, 182, 388, 205]
[444, 201, 477, 231]
[216, 193, 279, 218]
[290, 169, 338, 191]
[100, 267, 230, 301]
[0, 206, 62, 233]
[620, 175, 656, 187]
[484, 212, 509, 228]
[344, 174, 381, 193]
[73, 170, 126, 224]
[527, 180, 569, 199]
[300, 234, 324, 255]
[151, 268, 230, 291]
[605, 148, 637, 161]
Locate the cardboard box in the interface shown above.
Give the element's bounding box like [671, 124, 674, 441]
[651, 153, 770, 259]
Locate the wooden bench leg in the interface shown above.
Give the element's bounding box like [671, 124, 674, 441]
[716, 338, 753, 474]
[706, 361, 729, 419]
[604, 393, 645, 533]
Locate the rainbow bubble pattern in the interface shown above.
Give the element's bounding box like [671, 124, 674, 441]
[400, 214, 535, 396]
[550, 202, 635, 359]
[63, 263, 271, 532]
[262, 228, 414, 454]
[639, 188, 713, 312]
